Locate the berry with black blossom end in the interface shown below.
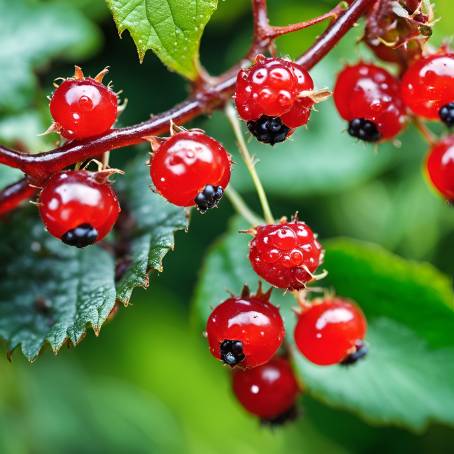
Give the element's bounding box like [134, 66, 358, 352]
[194, 185, 224, 213]
[150, 130, 231, 210]
[246, 116, 291, 145]
[205, 284, 285, 368]
[235, 55, 322, 143]
[426, 135, 454, 203]
[334, 62, 407, 142]
[232, 357, 300, 424]
[294, 296, 367, 366]
[439, 103, 454, 128]
[39, 170, 121, 247]
[49, 66, 118, 140]
[401, 51, 454, 125]
[248, 216, 324, 290]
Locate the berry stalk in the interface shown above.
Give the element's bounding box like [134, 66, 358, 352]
[225, 103, 274, 224]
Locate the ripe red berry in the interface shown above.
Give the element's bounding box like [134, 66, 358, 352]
[232, 357, 299, 423]
[401, 51, 454, 126]
[426, 135, 454, 202]
[235, 55, 315, 144]
[294, 297, 367, 366]
[205, 285, 285, 368]
[50, 67, 118, 140]
[249, 218, 324, 290]
[150, 130, 231, 212]
[333, 63, 407, 141]
[39, 170, 121, 248]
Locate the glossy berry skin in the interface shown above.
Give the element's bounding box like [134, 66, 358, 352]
[334, 63, 406, 141]
[50, 78, 118, 140]
[426, 135, 454, 202]
[235, 55, 314, 129]
[150, 131, 231, 209]
[294, 298, 367, 366]
[206, 287, 285, 368]
[249, 220, 323, 290]
[401, 52, 454, 123]
[232, 357, 299, 422]
[39, 171, 121, 247]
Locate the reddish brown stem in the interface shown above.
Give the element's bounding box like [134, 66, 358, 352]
[0, 178, 36, 216]
[0, 0, 376, 214]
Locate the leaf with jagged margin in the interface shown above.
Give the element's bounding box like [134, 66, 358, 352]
[115, 153, 189, 304]
[106, 0, 217, 79]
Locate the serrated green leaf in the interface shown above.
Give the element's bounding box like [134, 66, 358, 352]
[0, 0, 101, 114]
[0, 209, 116, 361]
[0, 153, 187, 361]
[106, 0, 217, 79]
[115, 153, 188, 304]
[192, 217, 454, 430]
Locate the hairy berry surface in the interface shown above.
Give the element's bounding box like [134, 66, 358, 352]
[232, 357, 299, 421]
[401, 52, 454, 123]
[334, 63, 406, 141]
[294, 297, 367, 366]
[426, 135, 454, 202]
[235, 55, 314, 129]
[39, 171, 121, 247]
[150, 131, 231, 208]
[206, 287, 285, 368]
[50, 78, 118, 140]
[249, 220, 323, 290]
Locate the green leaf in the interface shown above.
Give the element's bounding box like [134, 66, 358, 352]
[0, 153, 187, 361]
[106, 0, 218, 79]
[115, 153, 188, 304]
[0, 209, 116, 361]
[192, 217, 454, 430]
[0, 0, 101, 113]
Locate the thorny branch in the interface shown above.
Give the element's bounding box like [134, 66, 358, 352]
[0, 0, 377, 214]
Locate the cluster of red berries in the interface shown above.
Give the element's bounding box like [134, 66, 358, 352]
[37, 68, 233, 247]
[205, 219, 367, 423]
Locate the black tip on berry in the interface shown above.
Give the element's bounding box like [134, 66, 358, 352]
[61, 223, 98, 248]
[340, 341, 368, 366]
[220, 340, 245, 366]
[260, 405, 299, 427]
[348, 118, 381, 142]
[247, 115, 291, 145]
[439, 102, 454, 127]
[194, 185, 224, 214]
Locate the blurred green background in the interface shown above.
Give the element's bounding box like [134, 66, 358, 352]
[0, 0, 453, 452]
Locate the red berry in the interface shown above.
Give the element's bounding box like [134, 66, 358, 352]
[50, 69, 118, 140]
[235, 55, 315, 143]
[249, 219, 324, 290]
[333, 63, 407, 141]
[39, 171, 121, 247]
[205, 286, 285, 368]
[232, 357, 299, 422]
[294, 297, 367, 366]
[426, 135, 454, 202]
[150, 131, 231, 211]
[401, 52, 454, 125]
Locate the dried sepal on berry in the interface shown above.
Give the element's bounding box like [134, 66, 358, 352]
[363, 0, 435, 65]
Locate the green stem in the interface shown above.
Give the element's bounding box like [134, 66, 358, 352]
[224, 186, 263, 226]
[225, 103, 274, 224]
